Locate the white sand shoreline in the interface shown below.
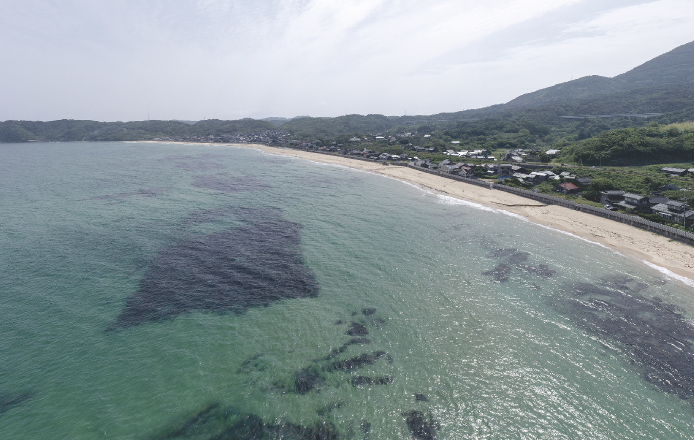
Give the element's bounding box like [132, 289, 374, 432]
[147, 141, 695, 286]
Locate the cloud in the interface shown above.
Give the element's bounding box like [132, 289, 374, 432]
[0, 0, 691, 120]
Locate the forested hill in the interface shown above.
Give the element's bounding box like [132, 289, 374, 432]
[502, 42, 693, 110]
[0, 119, 276, 143]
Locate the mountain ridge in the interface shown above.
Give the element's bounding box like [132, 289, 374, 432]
[1, 42, 692, 142]
[501, 42, 693, 111]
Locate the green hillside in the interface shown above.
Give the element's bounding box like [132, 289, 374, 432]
[0, 119, 276, 143]
[613, 41, 694, 88]
[502, 42, 693, 111]
[561, 123, 694, 165]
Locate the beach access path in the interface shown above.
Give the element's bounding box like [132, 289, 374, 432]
[151, 142, 694, 285]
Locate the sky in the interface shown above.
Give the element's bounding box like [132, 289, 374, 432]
[1, 0, 692, 122]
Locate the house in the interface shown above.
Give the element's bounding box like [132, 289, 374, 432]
[624, 193, 651, 206]
[662, 167, 687, 176]
[557, 182, 580, 194]
[617, 193, 651, 212]
[539, 170, 559, 180]
[649, 195, 669, 205]
[457, 165, 474, 178]
[577, 177, 592, 186]
[511, 165, 529, 174]
[545, 149, 560, 157]
[497, 164, 513, 176]
[651, 201, 693, 223]
[666, 200, 688, 212]
[528, 172, 548, 183]
[657, 184, 681, 192]
[513, 172, 531, 182]
[600, 190, 625, 206]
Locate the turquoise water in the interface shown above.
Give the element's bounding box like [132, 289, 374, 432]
[0, 142, 692, 439]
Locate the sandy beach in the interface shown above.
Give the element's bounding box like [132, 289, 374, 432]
[156, 142, 695, 285]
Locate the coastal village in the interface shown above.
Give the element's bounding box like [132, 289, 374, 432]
[153, 129, 694, 232]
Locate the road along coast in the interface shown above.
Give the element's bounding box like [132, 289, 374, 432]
[151, 141, 694, 285]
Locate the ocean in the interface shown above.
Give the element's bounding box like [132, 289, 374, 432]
[0, 141, 692, 439]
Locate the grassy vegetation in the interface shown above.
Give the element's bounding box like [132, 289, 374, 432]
[559, 123, 693, 166]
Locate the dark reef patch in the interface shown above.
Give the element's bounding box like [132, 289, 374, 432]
[403, 410, 440, 440]
[148, 403, 340, 440]
[489, 248, 519, 258]
[362, 308, 376, 316]
[550, 281, 693, 401]
[346, 322, 369, 336]
[323, 338, 372, 361]
[108, 208, 317, 330]
[0, 391, 34, 416]
[147, 402, 235, 439]
[316, 402, 344, 416]
[482, 263, 512, 282]
[483, 248, 555, 282]
[414, 393, 429, 402]
[83, 188, 166, 203]
[349, 375, 393, 387]
[176, 161, 225, 172]
[294, 366, 325, 395]
[192, 174, 270, 192]
[236, 354, 268, 374]
[329, 351, 389, 372]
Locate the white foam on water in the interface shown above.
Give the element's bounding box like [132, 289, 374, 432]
[435, 194, 621, 254]
[642, 261, 694, 287]
[436, 194, 500, 213]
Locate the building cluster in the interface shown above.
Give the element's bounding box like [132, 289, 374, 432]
[443, 148, 495, 160]
[153, 130, 291, 144]
[410, 159, 693, 225]
[601, 190, 693, 223]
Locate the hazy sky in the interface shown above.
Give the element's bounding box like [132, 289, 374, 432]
[1, 0, 692, 121]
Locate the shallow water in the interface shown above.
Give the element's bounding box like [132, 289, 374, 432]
[0, 142, 692, 439]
